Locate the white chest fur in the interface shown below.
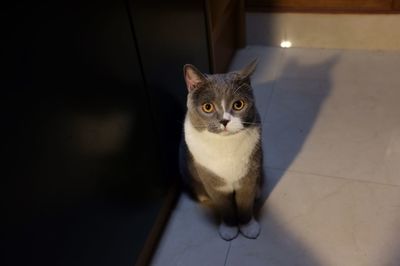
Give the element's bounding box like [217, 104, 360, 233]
[184, 116, 260, 192]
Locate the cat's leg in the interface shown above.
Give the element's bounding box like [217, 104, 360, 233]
[206, 188, 238, 241]
[184, 150, 211, 203]
[235, 179, 260, 239]
[215, 193, 239, 241]
[193, 163, 239, 240]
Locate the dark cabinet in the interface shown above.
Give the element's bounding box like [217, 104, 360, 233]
[2, 0, 165, 265]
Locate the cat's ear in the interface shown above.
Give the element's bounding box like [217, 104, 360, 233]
[237, 59, 258, 80]
[183, 64, 207, 92]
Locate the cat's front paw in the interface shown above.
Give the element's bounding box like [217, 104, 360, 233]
[239, 218, 260, 239]
[218, 223, 239, 241]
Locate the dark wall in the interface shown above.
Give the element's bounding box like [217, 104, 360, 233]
[128, 0, 211, 181]
[2, 0, 163, 265]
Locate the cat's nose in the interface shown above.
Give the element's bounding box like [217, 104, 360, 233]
[220, 119, 230, 127]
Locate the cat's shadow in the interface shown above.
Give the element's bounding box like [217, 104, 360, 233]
[255, 55, 339, 215]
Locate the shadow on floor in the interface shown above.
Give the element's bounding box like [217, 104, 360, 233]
[257, 54, 339, 208]
[245, 54, 340, 266]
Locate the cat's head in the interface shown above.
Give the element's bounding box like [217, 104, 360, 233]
[184, 60, 259, 135]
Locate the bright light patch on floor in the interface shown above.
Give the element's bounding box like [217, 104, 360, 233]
[280, 41, 292, 48]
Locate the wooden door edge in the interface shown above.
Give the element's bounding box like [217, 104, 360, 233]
[134, 183, 180, 266]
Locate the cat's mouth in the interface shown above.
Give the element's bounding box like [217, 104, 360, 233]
[220, 131, 235, 136]
[217, 128, 242, 136]
[207, 123, 243, 135]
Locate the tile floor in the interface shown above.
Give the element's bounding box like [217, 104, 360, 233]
[151, 46, 400, 266]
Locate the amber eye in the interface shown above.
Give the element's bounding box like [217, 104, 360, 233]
[202, 103, 214, 113]
[232, 100, 245, 111]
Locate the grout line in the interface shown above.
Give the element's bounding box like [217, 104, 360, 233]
[223, 242, 232, 266]
[266, 166, 400, 188]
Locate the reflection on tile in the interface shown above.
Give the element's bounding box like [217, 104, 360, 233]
[150, 194, 229, 266]
[227, 170, 400, 266]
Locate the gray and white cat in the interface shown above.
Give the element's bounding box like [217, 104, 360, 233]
[180, 60, 263, 241]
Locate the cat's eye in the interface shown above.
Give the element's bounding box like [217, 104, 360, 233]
[232, 100, 245, 111]
[202, 103, 214, 113]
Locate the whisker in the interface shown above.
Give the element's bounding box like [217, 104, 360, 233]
[242, 122, 261, 125]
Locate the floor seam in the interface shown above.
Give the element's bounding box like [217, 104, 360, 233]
[266, 166, 400, 188]
[223, 241, 232, 266]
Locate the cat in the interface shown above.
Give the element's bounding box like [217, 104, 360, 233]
[180, 60, 263, 241]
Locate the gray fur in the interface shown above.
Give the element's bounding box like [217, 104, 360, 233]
[180, 61, 263, 239]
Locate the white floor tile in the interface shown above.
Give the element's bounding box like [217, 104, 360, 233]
[226, 170, 400, 266]
[375, 127, 400, 186]
[150, 194, 229, 266]
[330, 50, 400, 84]
[262, 70, 400, 185]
